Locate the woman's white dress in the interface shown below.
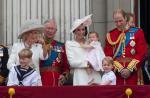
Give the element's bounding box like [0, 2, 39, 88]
[66, 40, 101, 86]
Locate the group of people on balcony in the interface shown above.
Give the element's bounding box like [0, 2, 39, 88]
[0, 8, 149, 86]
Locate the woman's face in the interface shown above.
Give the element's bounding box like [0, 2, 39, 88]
[74, 25, 86, 39]
[23, 31, 37, 45]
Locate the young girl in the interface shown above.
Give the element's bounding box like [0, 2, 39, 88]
[81, 31, 105, 83]
[7, 48, 42, 86]
[100, 56, 116, 85]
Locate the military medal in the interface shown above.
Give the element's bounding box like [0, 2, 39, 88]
[130, 33, 135, 39]
[53, 46, 61, 52]
[57, 46, 62, 52]
[130, 40, 136, 47]
[130, 48, 136, 55]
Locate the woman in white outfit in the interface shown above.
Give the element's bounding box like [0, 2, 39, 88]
[65, 14, 101, 85]
[7, 20, 48, 73]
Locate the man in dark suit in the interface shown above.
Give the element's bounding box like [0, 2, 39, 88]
[0, 44, 9, 86]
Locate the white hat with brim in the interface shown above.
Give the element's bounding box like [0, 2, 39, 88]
[71, 14, 92, 32]
[18, 20, 44, 39]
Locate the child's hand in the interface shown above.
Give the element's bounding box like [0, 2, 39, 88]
[88, 78, 94, 85]
[58, 75, 66, 86]
[86, 68, 92, 75]
[89, 83, 100, 86]
[80, 44, 85, 48]
[0, 75, 4, 84]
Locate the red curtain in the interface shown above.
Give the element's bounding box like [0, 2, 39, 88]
[0, 86, 150, 98]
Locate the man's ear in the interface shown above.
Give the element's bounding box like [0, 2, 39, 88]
[55, 28, 57, 32]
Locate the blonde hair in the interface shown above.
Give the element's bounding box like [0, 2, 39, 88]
[21, 32, 31, 42]
[102, 56, 114, 66]
[113, 9, 126, 19]
[88, 31, 99, 39]
[126, 12, 134, 22]
[18, 48, 32, 59]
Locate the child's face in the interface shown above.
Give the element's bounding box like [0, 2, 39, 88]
[128, 17, 135, 27]
[102, 60, 113, 73]
[19, 57, 31, 67]
[88, 33, 98, 42]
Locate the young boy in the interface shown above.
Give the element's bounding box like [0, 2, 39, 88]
[100, 56, 116, 85]
[126, 12, 135, 27]
[7, 48, 42, 86]
[81, 31, 105, 83]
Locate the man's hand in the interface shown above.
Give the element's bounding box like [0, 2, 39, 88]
[0, 75, 5, 84]
[120, 68, 131, 79]
[58, 75, 66, 86]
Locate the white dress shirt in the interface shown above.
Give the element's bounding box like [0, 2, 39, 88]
[101, 71, 116, 85]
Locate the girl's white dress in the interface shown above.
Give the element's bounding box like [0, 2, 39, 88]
[86, 41, 105, 71]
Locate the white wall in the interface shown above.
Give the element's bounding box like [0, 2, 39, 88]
[90, 0, 107, 47]
[106, 0, 133, 31]
[2, 0, 90, 47]
[0, 0, 134, 47]
[89, 0, 133, 47]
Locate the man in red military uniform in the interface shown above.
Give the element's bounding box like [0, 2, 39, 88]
[40, 19, 70, 86]
[104, 9, 147, 85]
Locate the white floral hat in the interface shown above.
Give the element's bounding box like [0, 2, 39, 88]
[18, 20, 44, 39]
[71, 14, 92, 32]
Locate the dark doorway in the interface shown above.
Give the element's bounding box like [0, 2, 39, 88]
[140, 0, 150, 85]
[140, 0, 150, 45]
